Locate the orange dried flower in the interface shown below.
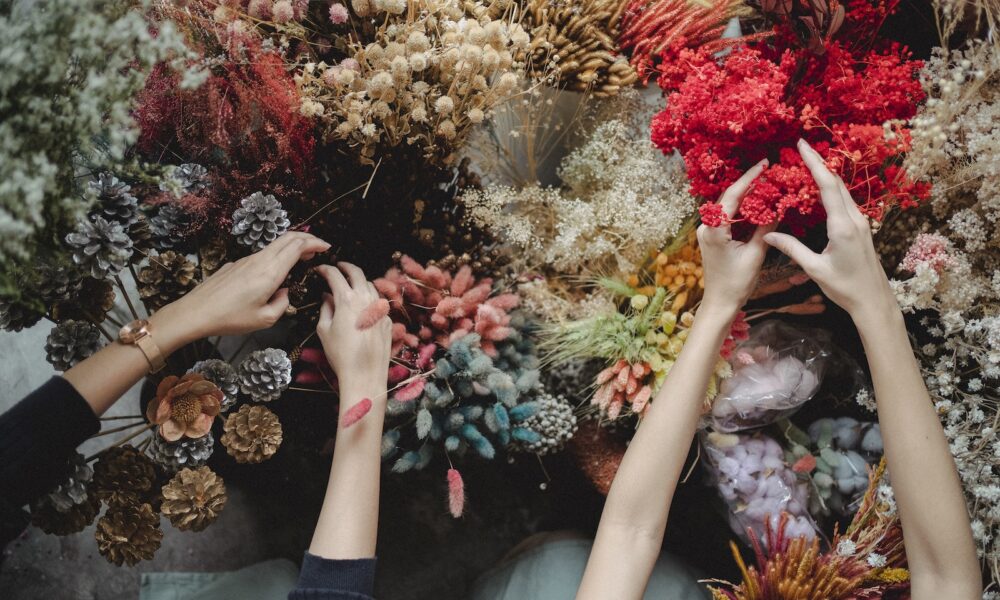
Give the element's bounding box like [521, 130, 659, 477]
[147, 373, 223, 441]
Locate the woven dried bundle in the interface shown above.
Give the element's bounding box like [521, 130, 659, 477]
[138, 251, 198, 311]
[526, 0, 638, 95]
[95, 502, 163, 566]
[161, 466, 227, 532]
[220, 404, 282, 464]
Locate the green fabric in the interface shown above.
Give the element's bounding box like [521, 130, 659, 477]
[140, 558, 299, 600]
[469, 539, 711, 600]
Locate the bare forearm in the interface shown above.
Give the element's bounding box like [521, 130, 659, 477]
[578, 305, 734, 599]
[854, 305, 980, 596]
[308, 376, 387, 559]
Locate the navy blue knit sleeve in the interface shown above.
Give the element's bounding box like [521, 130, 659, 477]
[0, 377, 100, 548]
[287, 553, 376, 600]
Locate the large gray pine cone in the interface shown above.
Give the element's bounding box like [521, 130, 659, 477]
[231, 192, 290, 252]
[148, 432, 215, 473]
[160, 163, 210, 195]
[149, 204, 191, 250]
[37, 264, 84, 304]
[189, 359, 239, 412]
[237, 348, 291, 403]
[511, 392, 577, 456]
[45, 452, 94, 512]
[0, 298, 42, 332]
[65, 216, 134, 279]
[89, 172, 139, 227]
[45, 320, 104, 371]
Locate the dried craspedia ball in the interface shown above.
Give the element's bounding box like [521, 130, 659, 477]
[221, 404, 282, 464]
[30, 485, 101, 535]
[160, 466, 227, 532]
[237, 348, 292, 403]
[231, 192, 290, 251]
[189, 359, 239, 412]
[95, 502, 163, 566]
[511, 392, 578, 455]
[45, 320, 104, 371]
[92, 445, 157, 507]
[137, 251, 198, 311]
[148, 432, 215, 473]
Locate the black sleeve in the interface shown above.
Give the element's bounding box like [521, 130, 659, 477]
[287, 553, 377, 600]
[0, 377, 100, 545]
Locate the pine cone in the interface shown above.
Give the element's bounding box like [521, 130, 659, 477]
[149, 203, 191, 250]
[237, 348, 291, 403]
[221, 404, 282, 464]
[231, 192, 290, 251]
[512, 393, 578, 455]
[65, 216, 134, 279]
[95, 502, 163, 566]
[89, 172, 139, 227]
[45, 320, 104, 371]
[51, 277, 116, 323]
[42, 452, 94, 512]
[161, 466, 227, 532]
[37, 263, 84, 305]
[137, 251, 198, 311]
[160, 163, 211, 195]
[0, 297, 42, 332]
[92, 445, 157, 506]
[30, 484, 101, 535]
[148, 431, 215, 472]
[147, 373, 223, 441]
[198, 237, 229, 278]
[189, 359, 239, 412]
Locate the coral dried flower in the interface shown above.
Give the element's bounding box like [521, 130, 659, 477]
[147, 373, 223, 441]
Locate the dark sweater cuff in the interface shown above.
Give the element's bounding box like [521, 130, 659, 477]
[0, 377, 100, 508]
[293, 552, 376, 597]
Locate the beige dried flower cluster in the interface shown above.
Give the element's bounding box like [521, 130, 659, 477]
[524, 0, 637, 95]
[461, 117, 695, 319]
[296, 0, 532, 166]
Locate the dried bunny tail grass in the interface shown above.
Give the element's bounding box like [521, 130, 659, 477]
[340, 398, 373, 429]
[356, 298, 390, 330]
[446, 468, 465, 518]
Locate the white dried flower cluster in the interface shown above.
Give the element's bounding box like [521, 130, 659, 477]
[297, 0, 530, 166]
[892, 39, 1000, 581]
[0, 0, 197, 283]
[462, 118, 695, 277]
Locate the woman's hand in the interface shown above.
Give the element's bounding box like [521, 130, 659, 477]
[698, 159, 774, 316]
[315, 262, 392, 394]
[762, 140, 897, 325]
[155, 232, 330, 346]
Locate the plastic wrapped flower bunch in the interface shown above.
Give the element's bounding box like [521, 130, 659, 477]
[783, 417, 883, 518]
[296, 0, 531, 166]
[704, 431, 819, 546]
[649, 0, 929, 234]
[373, 255, 549, 513]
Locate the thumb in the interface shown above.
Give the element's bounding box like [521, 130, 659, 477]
[261, 288, 290, 322]
[763, 232, 819, 272]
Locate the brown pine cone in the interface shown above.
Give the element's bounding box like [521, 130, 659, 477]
[95, 502, 163, 566]
[220, 405, 282, 464]
[30, 486, 102, 535]
[138, 251, 197, 311]
[198, 237, 228, 279]
[50, 277, 116, 323]
[93, 445, 157, 506]
[161, 466, 227, 532]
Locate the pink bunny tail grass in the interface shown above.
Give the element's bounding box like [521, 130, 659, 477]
[447, 468, 465, 518]
[356, 298, 390, 330]
[341, 398, 373, 429]
[393, 377, 425, 402]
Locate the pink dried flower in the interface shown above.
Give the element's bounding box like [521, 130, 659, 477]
[447, 468, 465, 518]
[356, 298, 390, 330]
[247, 0, 272, 18]
[900, 233, 956, 274]
[394, 377, 426, 402]
[328, 2, 349, 24]
[341, 398, 373, 428]
[271, 0, 294, 22]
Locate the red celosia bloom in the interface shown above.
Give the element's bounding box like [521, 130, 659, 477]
[649, 2, 928, 234]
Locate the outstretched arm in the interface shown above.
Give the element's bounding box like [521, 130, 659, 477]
[765, 139, 981, 599]
[577, 161, 773, 600]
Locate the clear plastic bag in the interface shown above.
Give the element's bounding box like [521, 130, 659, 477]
[709, 320, 833, 433]
[703, 431, 820, 546]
